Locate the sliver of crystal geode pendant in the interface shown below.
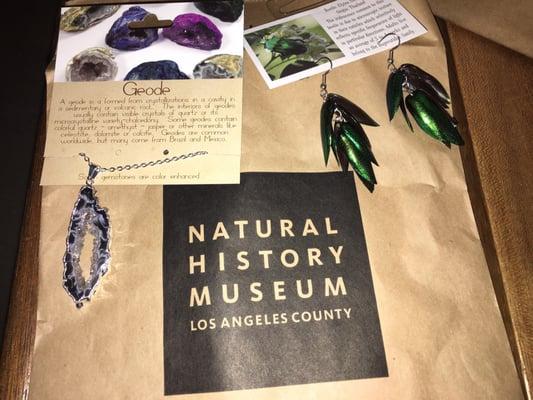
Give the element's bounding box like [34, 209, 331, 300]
[63, 165, 110, 308]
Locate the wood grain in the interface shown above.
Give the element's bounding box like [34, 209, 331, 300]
[440, 20, 533, 400]
[0, 111, 44, 399]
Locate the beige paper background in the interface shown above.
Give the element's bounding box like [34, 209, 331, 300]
[30, 0, 523, 399]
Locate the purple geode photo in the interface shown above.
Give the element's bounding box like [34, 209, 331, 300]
[105, 6, 159, 51]
[163, 13, 222, 50]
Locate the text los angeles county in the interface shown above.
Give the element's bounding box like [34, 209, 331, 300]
[182, 217, 357, 331]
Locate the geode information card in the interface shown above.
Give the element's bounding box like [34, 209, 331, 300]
[163, 172, 388, 394]
[42, 2, 244, 185]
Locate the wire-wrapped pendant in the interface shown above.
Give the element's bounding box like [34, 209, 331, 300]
[63, 165, 110, 308]
[61, 150, 208, 308]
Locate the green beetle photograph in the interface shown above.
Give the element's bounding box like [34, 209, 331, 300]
[245, 16, 344, 81]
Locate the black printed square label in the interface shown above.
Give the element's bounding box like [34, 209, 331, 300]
[163, 172, 387, 395]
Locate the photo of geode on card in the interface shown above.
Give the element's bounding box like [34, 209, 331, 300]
[55, 2, 244, 82]
[245, 15, 344, 81]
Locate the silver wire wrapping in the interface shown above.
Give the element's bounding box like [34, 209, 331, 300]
[63, 150, 208, 307]
[63, 168, 111, 308]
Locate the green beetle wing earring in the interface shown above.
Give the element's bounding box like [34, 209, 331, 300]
[380, 33, 464, 147]
[319, 58, 379, 192]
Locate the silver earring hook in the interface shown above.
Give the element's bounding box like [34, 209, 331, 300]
[317, 56, 333, 101]
[378, 32, 401, 71]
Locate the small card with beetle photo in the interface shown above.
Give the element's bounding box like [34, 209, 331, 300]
[244, 0, 427, 89]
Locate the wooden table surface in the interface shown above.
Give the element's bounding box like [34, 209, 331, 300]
[440, 21, 532, 400]
[0, 20, 531, 400]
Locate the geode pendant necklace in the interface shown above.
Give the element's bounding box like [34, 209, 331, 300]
[63, 151, 207, 308]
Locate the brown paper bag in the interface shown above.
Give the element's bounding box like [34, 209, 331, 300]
[30, 0, 523, 398]
[427, 0, 533, 58]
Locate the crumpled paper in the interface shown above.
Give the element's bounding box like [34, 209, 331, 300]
[30, 1, 523, 399]
[428, 0, 533, 58]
